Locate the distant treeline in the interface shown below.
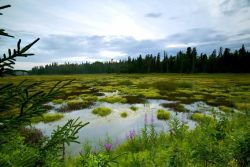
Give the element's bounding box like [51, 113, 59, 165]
[30, 45, 250, 74]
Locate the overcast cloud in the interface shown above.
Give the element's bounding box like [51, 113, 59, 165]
[1, 0, 250, 69]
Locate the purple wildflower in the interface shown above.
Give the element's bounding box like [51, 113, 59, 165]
[126, 129, 136, 140]
[104, 143, 112, 152]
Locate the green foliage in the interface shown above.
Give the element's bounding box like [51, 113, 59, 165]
[92, 107, 112, 117]
[161, 103, 186, 112]
[219, 105, 234, 113]
[0, 5, 89, 166]
[123, 95, 146, 104]
[31, 113, 64, 123]
[120, 112, 128, 118]
[157, 109, 170, 120]
[130, 106, 138, 111]
[0, 136, 39, 167]
[99, 96, 127, 103]
[52, 98, 64, 104]
[190, 113, 213, 122]
[30, 45, 250, 74]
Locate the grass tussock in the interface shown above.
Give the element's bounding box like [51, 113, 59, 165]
[151, 80, 193, 91]
[52, 99, 64, 104]
[161, 103, 187, 112]
[92, 107, 112, 117]
[130, 106, 138, 111]
[219, 106, 234, 113]
[157, 109, 170, 120]
[123, 95, 146, 104]
[57, 99, 92, 112]
[120, 112, 128, 118]
[31, 113, 64, 123]
[190, 113, 213, 122]
[99, 96, 127, 103]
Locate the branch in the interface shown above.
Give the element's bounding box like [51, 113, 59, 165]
[0, 29, 14, 38]
[0, 38, 40, 76]
[0, 5, 11, 15]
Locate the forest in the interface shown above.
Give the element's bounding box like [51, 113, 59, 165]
[30, 46, 250, 75]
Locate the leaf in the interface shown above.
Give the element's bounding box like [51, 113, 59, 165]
[20, 38, 40, 53]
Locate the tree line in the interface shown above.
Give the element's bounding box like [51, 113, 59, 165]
[30, 45, 250, 75]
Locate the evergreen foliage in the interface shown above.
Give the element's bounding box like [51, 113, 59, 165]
[30, 46, 250, 74]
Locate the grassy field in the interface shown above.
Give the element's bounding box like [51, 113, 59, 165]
[1, 73, 250, 166]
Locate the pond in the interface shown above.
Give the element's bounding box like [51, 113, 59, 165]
[32, 92, 221, 156]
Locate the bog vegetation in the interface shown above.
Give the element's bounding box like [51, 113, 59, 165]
[1, 4, 250, 167]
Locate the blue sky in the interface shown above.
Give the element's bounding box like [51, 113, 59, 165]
[1, 0, 250, 69]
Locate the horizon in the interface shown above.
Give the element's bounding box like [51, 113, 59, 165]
[1, 0, 250, 70]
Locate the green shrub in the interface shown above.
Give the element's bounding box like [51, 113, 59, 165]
[130, 106, 138, 111]
[92, 107, 112, 117]
[157, 109, 170, 120]
[99, 96, 127, 103]
[120, 112, 128, 118]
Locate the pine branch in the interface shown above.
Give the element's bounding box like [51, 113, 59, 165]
[0, 5, 11, 15]
[0, 38, 40, 76]
[0, 29, 14, 38]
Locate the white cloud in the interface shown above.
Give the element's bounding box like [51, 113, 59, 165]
[99, 50, 127, 59]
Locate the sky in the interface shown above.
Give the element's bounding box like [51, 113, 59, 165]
[1, 0, 250, 70]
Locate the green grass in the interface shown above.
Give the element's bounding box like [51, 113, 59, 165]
[1, 74, 250, 167]
[190, 113, 213, 122]
[151, 80, 193, 91]
[130, 106, 138, 111]
[120, 112, 128, 118]
[57, 99, 92, 112]
[52, 99, 64, 104]
[161, 103, 186, 112]
[31, 113, 64, 123]
[219, 106, 234, 113]
[99, 96, 127, 103]
[123, 95, 146, 104]
[92, 107, 112, 117]
[157, 109, 171, 120]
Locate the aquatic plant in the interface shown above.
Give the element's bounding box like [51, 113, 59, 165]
[157, 109, 170, 120]
[31, 113, 64, 123]
[123, 95, 146, 104]
[130, 106, 138, 111]
[120, 112, 128, 118]
[52, 99, 64, 104]
[99, 96, 127, 103]
[190, 113, 213, 122]
[161, 102, 186, 112]
[92, 107, 112, 116]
